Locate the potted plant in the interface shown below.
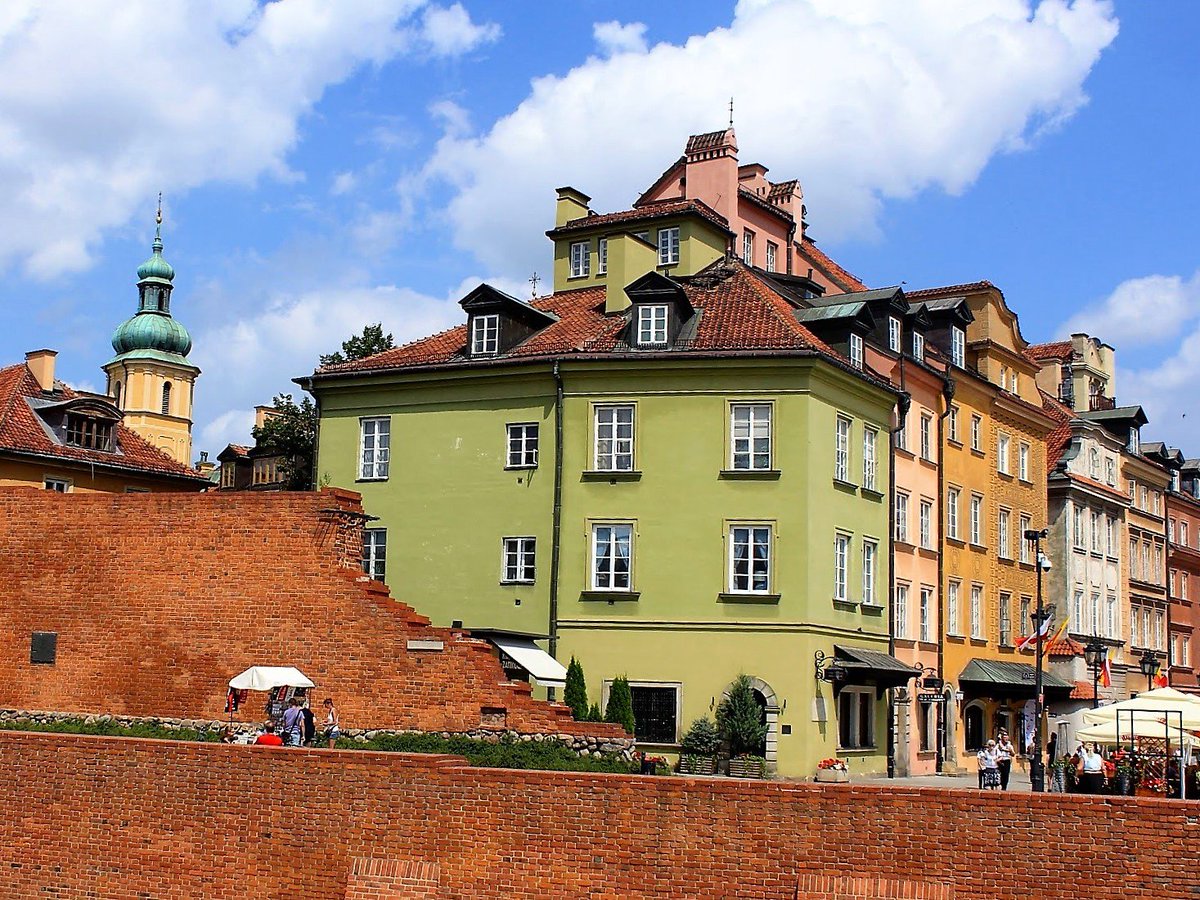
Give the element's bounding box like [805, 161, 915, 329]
[728, 754, 767, 778]
[1110, 749, 1135, 796]
[815, 757, 850, 783]
[1049, 755, 1070, 793]
[717, 674, 768, 778]
[677, 717, 720, 776]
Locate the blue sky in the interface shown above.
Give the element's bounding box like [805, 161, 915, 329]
[1, 0, 1197, 455]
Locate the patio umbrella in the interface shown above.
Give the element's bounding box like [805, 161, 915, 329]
[1082, 687, 1200, 728]
[228, 666, 315, 691]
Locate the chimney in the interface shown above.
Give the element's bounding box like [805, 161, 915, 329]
[555, 187, 592, 227]
[604, 232, 658, 314]
[25, 350, 57, 393]
[682, 128, 739, 222]
[254, 405, 280, 430]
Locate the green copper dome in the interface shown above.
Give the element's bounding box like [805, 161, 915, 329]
[136, 234, 175, 282]
[111, 310, 192, 357]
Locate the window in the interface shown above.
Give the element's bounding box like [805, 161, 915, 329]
[362, 529, 386, 582]
[834, 415, 851, 482]
[1019, 514, 1032, 563]
[1182, 522, 1190, 546]
[657, 227, 680, 266]
[591, 523, 632, 591]
[1130, 608, 1140, 647]
[895, 492, 910, 544]
[471, 314, 500, 355]
[1011, 372, 1020, 395]
[637, 304, 669, 347]
[912, 332, 925, 359]
[947, 487, 961, 540]
[970, 415, 982, 452]
[1106, 595, 1116, 638]
[44, 478, 70, 493]
[1140, 486, 1148, 510]
[838, 687, 875, 750]
[862, 540, 877, 605]
[998, 508, 1011, 559]
[220, 464, 235, 489]
[1183, 572, 1190, 601]
[1155, 544, 1163, 582]
[731, 404, 772, 471]
[161, 382, 172, 415]
[895, 584, 909, 639]
[597, 237, 608, 275]
[1105, 457, 1115, 485]
[948, 580, 961, 635]
[951, 327, 965, 368]
[1075, 590, 1085, 632]
[569, 241, 590, 278]
[1089, 448, 1100, 479]
[359, 417, 391, 480]
[65, 415, 114, 451]
[920, 587, 933, 642]
[506, 423, 539, 468]
[1073, 506, 1086, 549]
[594, 405, 635, 471]
[251, 456, 280, 486]
[113, 380, 122, 409]
[729, 525, 772, 594]
[1019, 443, 1030, 481]
[502, 536, 536, 583]
[970, 494, 983, 545]
[1184, 636, 1192, 668]
[766, 241, 777, 273]
[948, 406, 959, 443]
[742, 229, 754, 265]
[919, 499, 933, 549]
[1129, 426, 1140, 455]
[834, 533, 850, 602]
[997, 433, 1010, 474]
[862, 427, 878, 491]
[1021, 597, 1032, 639]
[970, 584, 983, 639]
[1091, 593, 1101, 639]
[999, 593, 1012, 646]
[888, 317, 901, 353]
[919, 413, 933, 462]
[1128, 478, 1136, 500]
[894, 417, 908, 452]
[848, 333, 864, 369]
[628, 684, 679, 744]
[1156, 612, 1165, 650]
[1106, 517, 1117, 557]
[1091, 511, 1102, 553]
[1144, 609, 1152, 647]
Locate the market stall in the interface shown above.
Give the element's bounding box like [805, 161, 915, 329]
[226, 666, 316, 742]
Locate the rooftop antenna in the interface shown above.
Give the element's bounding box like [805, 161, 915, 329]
[528, 271, 541, 298]
[729, 97, 734, 129]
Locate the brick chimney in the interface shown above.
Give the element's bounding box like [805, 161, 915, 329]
[25, 350, 57, 393]
[555, 187, 592, 227]
[682, 128, 739, 223]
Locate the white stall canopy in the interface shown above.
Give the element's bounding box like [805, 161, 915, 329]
[487, 634, 567, 688]
[229, 666, 315, 692]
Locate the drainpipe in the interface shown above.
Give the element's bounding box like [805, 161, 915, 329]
[785, 221, 797, 276]
[935, 375, 956, 773]
[886, 350, 912, 780]
[1166, 485, 1174, 687]
[547, 360, 565, 700]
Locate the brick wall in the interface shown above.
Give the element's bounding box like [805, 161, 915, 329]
[0, 488, 619, 740]
[0, 730, 1196, 899]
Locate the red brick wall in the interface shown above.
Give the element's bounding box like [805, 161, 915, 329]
[0, 731, 1196, 900]
[0, 488, 618, 739]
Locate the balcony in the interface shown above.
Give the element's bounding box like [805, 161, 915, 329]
[1089, 394, 1116, 411]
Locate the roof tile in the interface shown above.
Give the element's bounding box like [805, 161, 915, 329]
[548, 198, 729, 236]
[1027, 341, 1074, 362]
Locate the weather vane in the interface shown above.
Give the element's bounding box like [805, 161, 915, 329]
[529, 271, 541, 298]
[729, 96, 734, 129]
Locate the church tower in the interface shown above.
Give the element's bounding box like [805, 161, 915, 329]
[103, 198, 199, 466]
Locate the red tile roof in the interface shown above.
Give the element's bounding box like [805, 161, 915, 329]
[686, 129, 733, 154]
[0, 363, 206, 483]
[1027, 341, 1074, 362]
[317, 262, 884, 386]
[547, 198, 729, 236]
[1041, 390, 1074, 471]
[1071, 680, 1097, 701]
[905, 281, 996, 299]
[1047, 635, 1086, 658]
[797, 237, 867, 293]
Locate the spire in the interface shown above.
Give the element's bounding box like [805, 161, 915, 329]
[729, 96, 734, 129]
[153, 192, 163, 252]
[137, 194, 174, 284]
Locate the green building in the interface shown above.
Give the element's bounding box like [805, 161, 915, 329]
[301, 189, 909, 777]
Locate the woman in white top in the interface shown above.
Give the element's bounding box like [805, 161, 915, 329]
[1076, 742, 1106, 794]
[995, 731, 1016, 790]
[977, 740, 1001, 790]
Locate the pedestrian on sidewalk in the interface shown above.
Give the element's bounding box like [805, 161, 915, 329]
[977, 740, 1001, 790]
[996, 730, 1016, 790]
[322, 697, 340, 749]
[1076, 742, 1106, 794]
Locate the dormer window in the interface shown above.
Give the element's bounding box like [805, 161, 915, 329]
[1128, 427, 1140, 454]
[951, 327, 965, 368]
[637, 305, 669, 347]
[597, 238, 608, 275]
[569, 241, 590, 279]
[912, 332, 925, 360]
[888, 317, 901, 353]
[66, 414, 114, 452]
[471, 314, 500, 356]
[657, 227, 680, 267]
[849, 333, 864, 369]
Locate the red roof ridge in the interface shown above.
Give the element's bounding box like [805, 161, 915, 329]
[1027, 340, 1074, 362]
[905, 280, 996, 299]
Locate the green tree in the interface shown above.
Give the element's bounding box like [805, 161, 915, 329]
[716, 674, 766, 757]
[586, 703, 602, 723]
[252, 393, 318, 491]
[680, 717, 721, 756]
[563, 657, 589, 721]
[319, 323, 395, 367]
[604, 675, 636, 735]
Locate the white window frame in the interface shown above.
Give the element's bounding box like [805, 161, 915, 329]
[1019, 442, 1030, 482]
[888, 317, 901, 353]
[44, 477, 71, 493]
[919, 586, 933, 642]
[593, 405, 635, 471]
[766, 241, 777, 273]
[912, 331, 925, 359]
[1184, 636, 1192, 668]
[1075, 590, 1085, 633]
[1091, 511, 1102, 553]
[590, 522, 633, 592]
[895, 492, 910, 544]
[501, 536, 536, 584]
[999, 592, 1012, 646]
[862, 426, 878, 491]
[947, 487, 961, 540]
[997, 433, 1010, 475]
[505, 422, 539, 468]
[359, 417, 391, 481]
[862, 539, 878, 606]
[834, 532, 851, 602]
[362, 528, 386, 582]
[637, 304, 669, 347]
[1106, 594, 1116, 638]
[849, 333, 864, 369]
[657, 227, 680, 267]
[597, 237, 608, 275]
[471, 314, 500, 356]
[951, 326, 965, 368]
[998, 508, 1011, 559]
[731, 403, 772, 471]
[1019, 514, 1032, 564]
[971, 415, 982, 452]
[919, 499, 933, 550]
[835, 415, 851, 483]
[1105, 457, 1115, 486]
[742, 229, 754, 265]
[919, 413, 933, 462]
[1074, 506, 1086, 549]
[948, 406, 959, 443]
[569, 240, 590, 278]
[728, 524, 773, 594]
[970, 584, 983, 639]
[970, 494, 983, 545]
[948, 580, 961, 636]
[895, 583, 909, 639]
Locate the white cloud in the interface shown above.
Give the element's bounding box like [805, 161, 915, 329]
[430, 99, 473, 138]
[420, 3, 501, 58]
[593, 21, 648, 57]
[201, 408, 257, 452]
[424, 0, 1117, 276]
[1059, 271, 1200, 347]
[330, 171, 359, 196]
[0, 0, 495, 279]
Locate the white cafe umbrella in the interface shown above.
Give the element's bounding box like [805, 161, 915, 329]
[228, 666, 315, 692]
[1082, 687, 1200, 728]
[1076, 718, 1195, 745]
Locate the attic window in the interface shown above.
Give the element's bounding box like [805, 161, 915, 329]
[637, 305, 669, 347]
[1128, 427, 1141, 455]
[66, 414, 114, 452]
[888, 317, 901, 353]
[911, 332, 925, 360]
[951, 327, 965, 368]
[471, 314, 500, 356]
[849, 333, 864, 369]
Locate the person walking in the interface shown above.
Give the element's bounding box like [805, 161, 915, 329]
[281, 697, 304, 747]
[996, 730, 1016, 790]
[1076, 742, 1106, 794]
[977, 740, 1001, 790]
[322, 697, 340, 749]
[301, 701, 316, 747]
[1048, 732, 1058, 766]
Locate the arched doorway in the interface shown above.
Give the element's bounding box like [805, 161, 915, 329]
[744, 677, 779, 773]
[993, 706, 1012, 742]
[964, 701, 985, 752]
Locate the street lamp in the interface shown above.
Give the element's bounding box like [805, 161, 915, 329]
[1024, 527, 1051, 793]
[1083, 635, 1108, 710]
[1139, 648, 1161, 692]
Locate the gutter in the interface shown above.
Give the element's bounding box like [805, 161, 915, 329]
[886, 350, 912, 780]
[0, 446, 209, 486]
[935, 373, 956, 773]
[548, 360, 565, 700]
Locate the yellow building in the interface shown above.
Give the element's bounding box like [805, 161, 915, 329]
[908, 282, 1066, 770]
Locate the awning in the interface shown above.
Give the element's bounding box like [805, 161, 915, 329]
[228, 666, 315, 691]
[486, 634, 567, 688]
[958, 658, 1073, 701]
[832, 645, 920, 688]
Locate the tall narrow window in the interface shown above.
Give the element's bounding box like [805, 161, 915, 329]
[113, 381, 122, 409]
[161, 381, 172, 415]
[636, 304, 669, 347]
[999, 592, 1012, 646]
[506, 423, 539, 468]
[912, 332, 925, 359]
[731, 404, 772, 471]
[862, 427, 878, 491]
[591, 524, 632, 591]
[657, 227, 680, 266]
[834, 533, 850, 602]
[569, 241, 590, 278]
[1019, 514, 1032, 563]
[970, 494, 983, 545]
[471, 314, 499, 355]
[998, 508, 1011, 559]
[862, 539, 877, 605]
[894, 417, 908, 452]
[971, 415, 982, 452]
[1105, 457, 1115, 486]
[1075, 590, 1085, 632]
[766, 241, 778, 273]
[362, 529, 387, 582]
[895, 584, 909, 639]
[888, 317, 901, 353]
[1106, 595, 1116, 637]
[948, 406, 959, 443]
[849, 333, 864, 369]
[594, 405, 635, 471]
[502, 536, 536, 583]
[948, 580, 961, 635]
[947, 487, 961, 540]
[597, 238, 608, 275]
[951, 327, 965, 368]
[920, 587, 933, 642]
[1107, 517, 1117, 557]
[895, 492, 910, 544]
[1019, 443, 1030, 481]
[1074, 506, 1086, 549]
[919, 413, 933, 462]
[729, 525, 772, 594]
[1020, 597, 1032, 639]
[970, 584, 983, 639]
[997, 433, 1010, 474]
[1091, 511, 1102, 553]
[742, 229, 754, 265]
[835, 415, 851, 482]
[919, 499, 933, 549]
[359, 417, 391, 480]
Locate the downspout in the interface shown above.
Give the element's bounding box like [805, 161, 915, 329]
[785, 220, 797, 276]
[886, 351, 912, 779]
[548, 359, 565, 700]
[1166, 482, 1174, 687]
[935, 375, 956, 774]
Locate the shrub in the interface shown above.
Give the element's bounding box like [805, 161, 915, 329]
[716, 674, 766, 757]
[563, 656, 589, 720]
[680, 717, 721, 756]
[604, 676, 636, 735]
[586, 703, 603, 722]
[0, 717, 220, 743]
[342, 732, 635, 773]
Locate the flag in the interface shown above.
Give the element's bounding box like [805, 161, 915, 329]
[1099, 656, 1112, 689]
[1154, 672, 1169, 689]
[1016, 615, 1057, 651]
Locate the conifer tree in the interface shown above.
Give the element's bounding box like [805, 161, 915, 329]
[563, 656, 588, 720]
[604, 675, 636, 734]
[586, 703, 602, 722]
[716, 674, 767, 756]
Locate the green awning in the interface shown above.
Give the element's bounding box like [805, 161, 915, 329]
[833, 645, 920, 688]
[959, 658, 1074, 700]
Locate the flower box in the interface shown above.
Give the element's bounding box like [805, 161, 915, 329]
[814, 768, 850, 784]
[728, 756, 766, 779]
[677, 754, 717, 776]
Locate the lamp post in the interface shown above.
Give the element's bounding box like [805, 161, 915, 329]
[1139, 648, 1161, 692]
[1024, 527, 1051, 793]
[1084, 635, 1108, 710]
